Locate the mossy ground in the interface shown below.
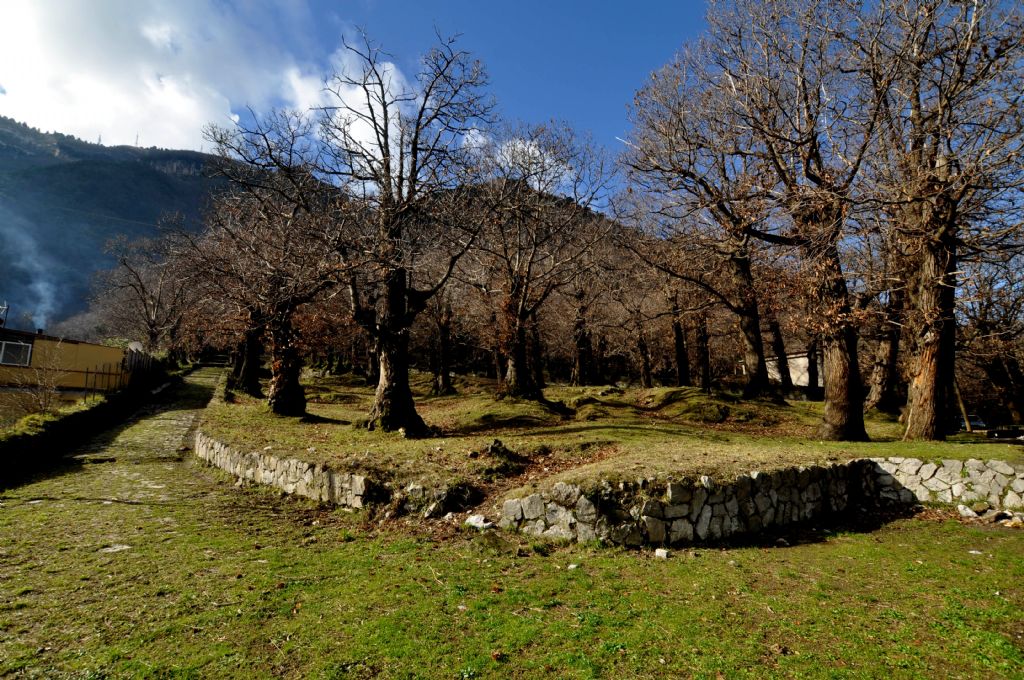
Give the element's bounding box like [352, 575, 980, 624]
[201, 373, 1024, 500]
[0, 369, 1021, 677]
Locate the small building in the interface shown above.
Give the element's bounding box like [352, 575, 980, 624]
[0, 327, 150, 400]
[766, 351, 821, 388]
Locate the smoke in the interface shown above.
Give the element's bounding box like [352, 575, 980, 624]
[0, 204, 59, 328]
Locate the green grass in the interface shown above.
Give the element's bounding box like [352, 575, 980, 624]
[202, 373, 1024, 498]
[2, 370, 1022, 678]
[0, 396, 103, 441]
[2, 457, 1022, 678]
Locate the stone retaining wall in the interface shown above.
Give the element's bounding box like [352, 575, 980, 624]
[194, 429, 1023, 547]
[868, 456, 1024, 509]
[497, 462, 870, 546]
[194, 431, 377, 508]
[498, 457, 1024, 547]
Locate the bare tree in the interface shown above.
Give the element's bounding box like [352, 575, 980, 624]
[694, 0, 908, 439]
[178, 124, 355, 416]
[623, 46, 776, 398]
[315, 32, 494, 434]
[463, 123, 614, 399]
[98, 233, 191, 353]
[866, 0, 1024, 439]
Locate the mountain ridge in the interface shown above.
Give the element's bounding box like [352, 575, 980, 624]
[0, 115, 221, 329]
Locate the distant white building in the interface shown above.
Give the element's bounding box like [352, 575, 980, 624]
[766, 351, 821, 388]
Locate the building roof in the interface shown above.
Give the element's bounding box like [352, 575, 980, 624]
[0, 326, 100, 347]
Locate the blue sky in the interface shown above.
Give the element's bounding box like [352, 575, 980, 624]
[0, 1, 707, 153]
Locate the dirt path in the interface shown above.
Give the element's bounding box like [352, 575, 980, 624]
[4, 367, 222, 499]
[0, 368, 268, 674]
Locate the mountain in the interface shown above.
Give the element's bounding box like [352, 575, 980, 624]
[0, 116, 222, 330]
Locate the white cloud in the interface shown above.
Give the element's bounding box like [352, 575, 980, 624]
[0, 0, 339, 150]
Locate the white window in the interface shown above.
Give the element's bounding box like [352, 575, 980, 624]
[0, 341, 32, 366]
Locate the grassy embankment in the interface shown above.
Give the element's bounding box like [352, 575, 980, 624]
[200, 372, 1024, 501]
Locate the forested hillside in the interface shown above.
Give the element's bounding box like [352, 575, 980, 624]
[0, 116, 219, 328]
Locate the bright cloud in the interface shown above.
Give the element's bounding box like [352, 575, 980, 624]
[0, 0, 343, 150]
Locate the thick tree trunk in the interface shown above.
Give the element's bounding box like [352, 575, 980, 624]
[737, 310, 770, 398]
[819, 327, 867, 440]
[369, 335, 427, 434]
[811, 243, 868, 441]
[864, 322, 902, 413]
[267, 317, 305, 417]
[367, 268, 428, 435]
[502, 322, 540, 399]
[672, 315, 691, 387]
[904, 235, 957, 441]
[727, 254, 770, 398]
[767, 317, 793, 392]
[696, 312, 712, 393]
[236, 323, 263, 397]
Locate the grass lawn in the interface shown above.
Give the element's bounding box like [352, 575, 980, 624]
[2, 369, 1022, 678]
[2, 461, 1022, 679]
[200, 373, 1024, 500]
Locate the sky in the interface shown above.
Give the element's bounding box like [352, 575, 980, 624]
[0, 0, 708, 154]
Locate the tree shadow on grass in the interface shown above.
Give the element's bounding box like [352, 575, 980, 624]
[300, 413, 350, 425]
[709, 505, 924, 551]
[516, 422, 719, 440]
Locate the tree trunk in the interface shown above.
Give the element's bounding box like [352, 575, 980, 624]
[571, 302, 595, 386]
[369, 335, 427, 434]
[431, 304, 455, 396]
[672, 314, 691, 387]
[367, 267, 428, 435]
[366, 344, 380, 386]
[637, 330, 653, 388]
[767, 317, 793, 392]
[904, 233, 957, 441]
[805, 336, 820, 400]
[983, 355, 1024, 425]
[502, 322, 540, 399]
[818, 327, 868, 440]
[267, 316, 305, 417]
[697, 312, 712, 393]
[811, 242, 868, 441]
[236, 323, 263, 397]
[727, 254, 770, 398]
[737, 310, 770, 398]
[864, 321, 902, 413]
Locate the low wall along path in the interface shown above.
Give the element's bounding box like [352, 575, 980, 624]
[195, 429, 1024, 548]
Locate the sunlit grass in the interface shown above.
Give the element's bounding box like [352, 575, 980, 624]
[201, 372, 1024, 496]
